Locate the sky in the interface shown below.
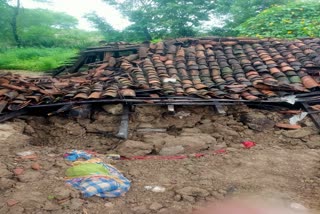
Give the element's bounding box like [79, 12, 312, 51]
[19, 0, 131, 30]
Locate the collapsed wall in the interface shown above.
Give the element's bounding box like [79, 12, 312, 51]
[22, 105, 320, 157]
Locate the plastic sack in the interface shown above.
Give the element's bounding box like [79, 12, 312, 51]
[66, 163, 110, 178]
[64, 150, 131, 198]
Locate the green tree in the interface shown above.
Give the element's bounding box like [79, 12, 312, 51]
[85, 13, 123, 42]
[99, 0, 216, 40]
[0, 0, 86, 47]
[211, 0, 290, 36]
[236, 2, 320, 38]
[17, 8, 78, 46]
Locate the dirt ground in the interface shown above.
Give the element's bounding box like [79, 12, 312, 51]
[0, 105, 319, 214]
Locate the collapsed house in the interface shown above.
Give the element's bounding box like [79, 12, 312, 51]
[0, 37, 320, 135]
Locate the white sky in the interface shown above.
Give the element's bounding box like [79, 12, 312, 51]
[19, 0, 131, 31]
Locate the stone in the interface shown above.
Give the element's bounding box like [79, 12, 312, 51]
[31, 163, 41, 170]
[282, 129, 313, 139]
[13, 168, 24, 176]
[182, 195, 195, 203]
[69, 198, 83, 210]
[117, 140, 153, 157]
[12, 191, 46, 208]
[54, 187, 72, 200]
[182, 128, 202, 134]
[306, 141, 320, 149]
[0, 124, 15, 139]
[16, 151, 35, 157]
[214, 124, 240, 137]
[24, 125, 35, 135]
[158, 208, 169, 214]
[144, 133, 215, 154]
[176, 187, 210, 197]
[174, 194, 182, 201]
[0, 178, 15, 190]
[43, 201, 61, 211]
[200, 119, 211, 124]
[104, 202, 114, 208]
[131, 205, 149, 214]
[211, 191, 224, 200]
[240, 112, 275, 131]
[136, 114, 156, 123]
[149, 202, 163, 211]
[17, 171, 42, 183]
[0, 163, 12, 178]
[6, 199, 19, 207]
[102, 104, 123, 115]
[7, 206, 24, 214]
[159, 145, 185, 156]
[19, 154, 38, 160]
[290, 202, 307, 211]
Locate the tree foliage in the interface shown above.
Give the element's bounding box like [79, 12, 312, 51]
[100, 0, 216, 40]
[216, 0, 290, 26]
[236, 2, 320, 38]
[210, 0, 290, 36]
[0, 0, 103, 48]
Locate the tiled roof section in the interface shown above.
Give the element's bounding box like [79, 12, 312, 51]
[0, 37, 320, 113]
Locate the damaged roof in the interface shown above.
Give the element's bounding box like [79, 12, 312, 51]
[0, 37, 320, 113]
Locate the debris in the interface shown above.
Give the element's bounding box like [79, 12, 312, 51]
[240, 112, 275, 131]
[310, 104, 320, 111]
[16, 151, 35, 157]
[31, 163, 41, 170]
[0, 164, 12, 178]
[279, 110, 302, 114]
[242, 141, 256, 149]
[275, 123, 302, 130]
[175, 111, 191, 119]
[159, 146, 185, 156]
[137, 128, 167, 133]
[53, 187, 72, 201]
[69, 198, 83, 210]
[282, 129, 314, 139]
[116, 105, 129, 139]
[102, 104, 123, 115]
[18, 171, 43, 183]
[121, 149, 227, 161]
[65, 150, 131, 198]
[6, 199, 19, 207]
[281, 95, 297, 105]
[290, 202, 307, 211]
[43, 201, 61, 211]
[106, 154, 121, 160]
[144, 186, 166, 193]
[176, 186, 210, 197]
[163, 78, 177, 83]
[116, 140, 153, 157]
[13, 168, 24, 176]
[289, 112, 308, 125]
[0, 178, 15, 190]
[104, 202, 114, 208]
[64, 150, 93, 162]
[149, 202, 163, 211]
[17, 154, 38, 160]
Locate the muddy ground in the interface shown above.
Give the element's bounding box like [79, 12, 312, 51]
[0, 105, 319, 214]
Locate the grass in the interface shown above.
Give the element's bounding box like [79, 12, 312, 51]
[0, 47, 78, 72]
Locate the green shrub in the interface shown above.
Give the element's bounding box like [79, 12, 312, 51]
[237, 2, 320, 38]
[0, 47, 78, 71]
